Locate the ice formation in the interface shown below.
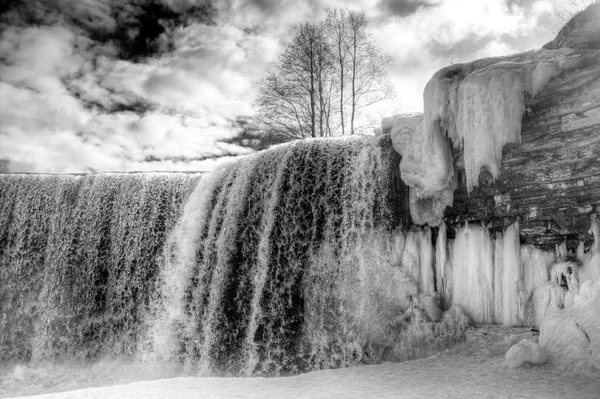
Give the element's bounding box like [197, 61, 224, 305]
[389, 48, 582, 224]
[390, 113, 455, 226]
[505, 338, 547, 369]
[538, 277, 600, 374]
[451, 223, 495, 323]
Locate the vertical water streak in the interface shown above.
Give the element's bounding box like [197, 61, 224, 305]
[0, 173, 200, 362]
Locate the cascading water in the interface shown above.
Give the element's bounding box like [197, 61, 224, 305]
[6, 136, 472, 380]
[0, 173, 200, 363]
[151, 135, 423, 376]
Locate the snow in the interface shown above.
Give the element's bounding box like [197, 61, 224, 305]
[4, 326, 599, 399]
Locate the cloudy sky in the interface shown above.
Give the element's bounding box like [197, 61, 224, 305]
[0, 0, 585, 173]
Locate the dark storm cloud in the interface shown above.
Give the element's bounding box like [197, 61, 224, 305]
[0, 0, 260, 173]
[377, 0, 438, 16]
[0, 0, 218, 61]
[426, 34, 492, 62]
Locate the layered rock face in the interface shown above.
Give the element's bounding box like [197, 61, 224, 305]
[386, 4, 600, 251]
[448, 4, 600, 250]
[448, 44, 600, 250]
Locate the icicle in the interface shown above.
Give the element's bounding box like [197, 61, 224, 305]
[402, 230, 422, 293]
[555, 241, 568, 261]
[580, 214, 600, 284]
[393, 47, 583, 197]
[451, 223, 495, 323]
[493, 232, 504, 324]
[419, 227, 435, 295]
[502, 222, 522, 326]
[590, 214, 600, 254]
[577, 241, 586, 261]
[435, 222, 448, 296]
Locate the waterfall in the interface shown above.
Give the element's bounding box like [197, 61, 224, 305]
[0, 173, 200, 362]
[152, 135, 416, 376]
[7, 136, 464, 377]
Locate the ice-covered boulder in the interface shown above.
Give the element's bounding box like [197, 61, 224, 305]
[573, 278, 600, 370]
[505, 338, 547, 369]
[420, 293, 443, 322]
[538, 277, 600, 374]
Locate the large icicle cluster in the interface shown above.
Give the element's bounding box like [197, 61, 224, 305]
[390, 48, 582, 225]
[391, 113, 455, 226]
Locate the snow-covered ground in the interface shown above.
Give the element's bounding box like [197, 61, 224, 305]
[3, 325, 598, 399]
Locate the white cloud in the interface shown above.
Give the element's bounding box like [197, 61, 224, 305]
[0, 22, 255, 173]
[0, 0, 572, 172]
[367, 0, 566, 112]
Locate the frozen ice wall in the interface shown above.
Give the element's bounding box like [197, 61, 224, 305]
[440, 221, 589, 327]
[390, 48, 583, 225]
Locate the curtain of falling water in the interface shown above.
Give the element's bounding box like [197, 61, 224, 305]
[156, 135, 410, 377]
[0, 135, 413, 375]
[0, 173, 201, 363]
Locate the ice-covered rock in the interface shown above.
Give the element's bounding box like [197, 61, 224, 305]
[422, 47, 582, 195]
[579, 214, 600, 283]
[390, 113, 455, 226]
[505, 338, 547, 369]
[385, 11, 590, 226]
[538, 277, 600, 374]
[531, 282, 566, 328]
[573, 278, 600, 370]
[420, 293, 443, 322]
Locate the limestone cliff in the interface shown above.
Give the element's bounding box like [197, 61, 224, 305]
[386, 4, 600, 252]
[447, 4, 600, 251]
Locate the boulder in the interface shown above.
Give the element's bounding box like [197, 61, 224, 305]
[505, 338, 547, 369]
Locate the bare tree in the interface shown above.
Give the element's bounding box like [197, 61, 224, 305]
[325, 8, 349, 136]
[255, 22, 336, 140]
[346, 11, 394, 135]
[254, 7, 394, 141]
